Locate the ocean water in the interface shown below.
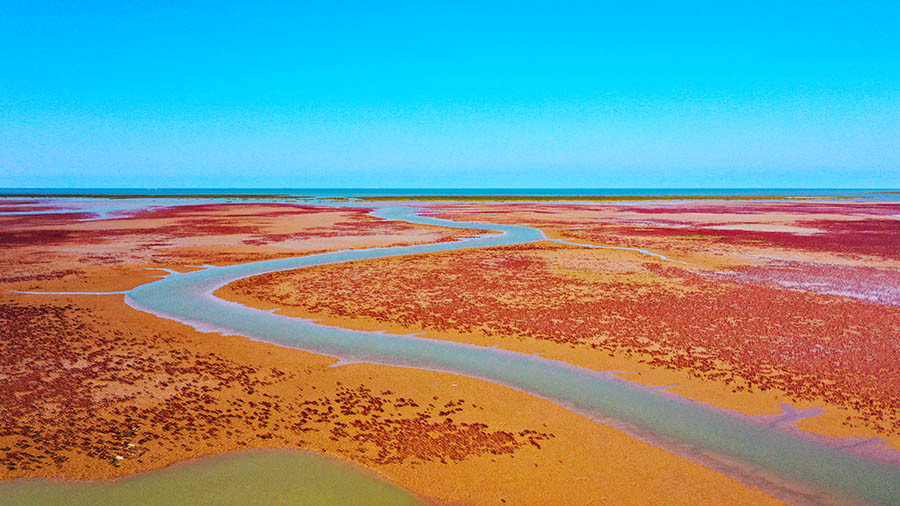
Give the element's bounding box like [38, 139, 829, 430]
[1, 187, 900, 200]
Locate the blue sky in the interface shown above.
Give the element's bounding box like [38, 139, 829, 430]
[1, 1, 898, 188]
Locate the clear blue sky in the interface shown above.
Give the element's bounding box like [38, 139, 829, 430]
[1, 1, 898, 188]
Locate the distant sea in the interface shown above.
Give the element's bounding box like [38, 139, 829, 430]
[2, 188, 899, 200]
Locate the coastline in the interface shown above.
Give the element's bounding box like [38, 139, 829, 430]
[0, 193, 862, 201]
[4, 195, 899, 504]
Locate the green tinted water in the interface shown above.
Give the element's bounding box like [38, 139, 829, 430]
[0, 450, 423, 506]
[13, 204, 898, 504]
[125, 206, 900, 504]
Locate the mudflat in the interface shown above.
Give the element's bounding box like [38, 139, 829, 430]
[7, 196, 900, 504]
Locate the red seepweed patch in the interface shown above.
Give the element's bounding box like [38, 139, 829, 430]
[229, 242, 900, 435]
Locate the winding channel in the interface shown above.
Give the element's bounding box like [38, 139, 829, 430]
[124, 205, 900, 505]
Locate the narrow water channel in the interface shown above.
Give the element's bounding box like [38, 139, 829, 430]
[119, 205, 900, 505]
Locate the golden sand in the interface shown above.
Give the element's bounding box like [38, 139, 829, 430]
[0, 292, 780, 505]
[1, 202, 784, 504]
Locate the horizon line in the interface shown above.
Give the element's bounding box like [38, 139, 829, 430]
[2, 187, 899, 191]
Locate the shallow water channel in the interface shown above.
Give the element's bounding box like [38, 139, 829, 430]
[10, 204, 898, 505]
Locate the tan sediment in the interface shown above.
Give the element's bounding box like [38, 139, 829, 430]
[358, 195, 852, 202]
[215, 237, 900, 454]
[1, 201, 783, 504]
[0, 193, 309, 199]
[0, 203, 479, 293]
[0, 193, 857, 201]
[0, 292, 781, 505]
[220, 283, 900, 453]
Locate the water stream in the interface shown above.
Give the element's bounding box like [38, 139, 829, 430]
[81, 205, 900, 505]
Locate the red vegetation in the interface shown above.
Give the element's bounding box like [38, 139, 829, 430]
[0, 200, 45, 206]
[0, 300, 550, 477]
[231, 243, 900, 435]
[123, 203, 358, 220]
[241, 217, 432, 246]
[0, 202, 470, 272]
[428, 202, 900, 261]
[0, 206, 65, 213]
[614, 202, 900, 216]
[318, 387, 551, 465]
[558, 217, 900, 259]
[0, 213, 97, 229]
[722, 261, 900, 306]
[0, 269, 83, 284]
